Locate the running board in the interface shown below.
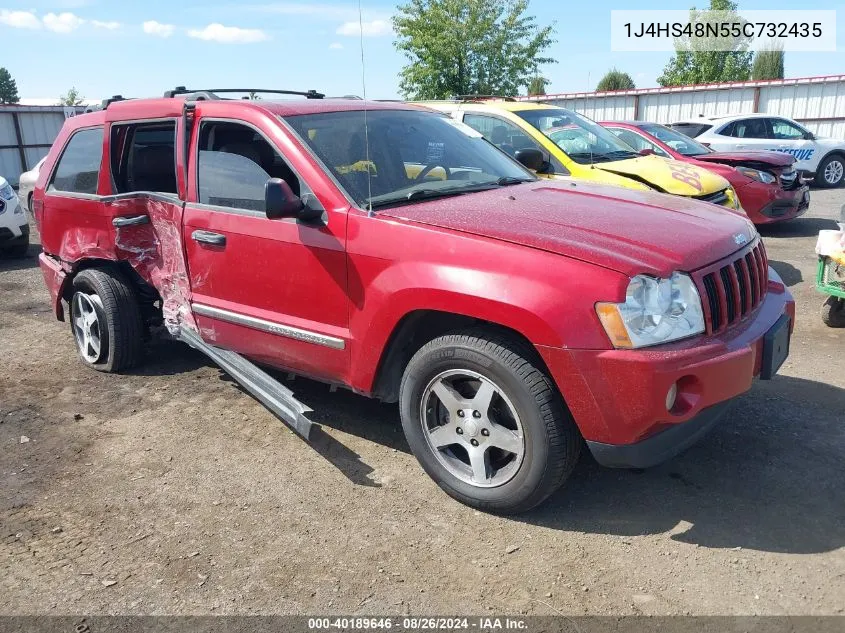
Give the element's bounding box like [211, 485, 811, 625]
[178, 326, 314, 440]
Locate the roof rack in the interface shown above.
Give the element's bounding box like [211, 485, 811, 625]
[454, 95, 517, 102]
[162, 86, 325, 100]
[99, 95, 132, 109]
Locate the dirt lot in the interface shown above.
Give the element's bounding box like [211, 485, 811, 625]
[1, 191, 844, 617]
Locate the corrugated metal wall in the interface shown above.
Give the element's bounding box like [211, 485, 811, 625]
[0, 105, 85, 186]
[523, 75, 845, 140]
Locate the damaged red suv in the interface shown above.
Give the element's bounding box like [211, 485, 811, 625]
[34, 88, 795, 513]
[603, 121, 810, 225]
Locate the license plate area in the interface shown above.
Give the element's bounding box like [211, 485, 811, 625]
[760, 314, 791, 380]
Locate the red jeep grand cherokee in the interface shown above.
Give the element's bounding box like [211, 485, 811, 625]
[33, 88, 795, 514]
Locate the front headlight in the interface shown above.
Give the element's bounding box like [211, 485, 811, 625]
[596, 272, 705, 349]
[736, 166, 776, 184]
[726, 185, 741, 209]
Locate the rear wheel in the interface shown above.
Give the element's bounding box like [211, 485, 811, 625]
[70, 268, 143, 372]
[821, 296, 845, 328]
[399, 329, 581, 514]
[815, 154, 844, 188]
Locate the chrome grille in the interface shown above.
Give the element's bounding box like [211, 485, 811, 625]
[695, 241, 769, 334]
[780, 169, 799, 190]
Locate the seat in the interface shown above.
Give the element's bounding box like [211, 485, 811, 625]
[130, 145, 177, 193]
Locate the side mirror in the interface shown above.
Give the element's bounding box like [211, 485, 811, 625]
[514, 148, 545, 171]
[639, 148, 655, 156]
[804, 131, 816, 141]
[265, 178, 304, 219]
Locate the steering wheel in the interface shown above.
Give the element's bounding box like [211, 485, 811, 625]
[414, 163, 452, 181]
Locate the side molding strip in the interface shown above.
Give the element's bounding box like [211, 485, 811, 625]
[192, 303, 346, 350]
[177, 326, 314, 439]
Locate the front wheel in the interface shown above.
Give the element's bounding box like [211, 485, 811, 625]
[815, 154, 845, 188]
[822, 296, 845, 327]
[399, 330, 581, 514]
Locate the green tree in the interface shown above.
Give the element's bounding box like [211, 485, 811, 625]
[0, 67, 20, 104]
[527, 75, 550, 96]
[59, 87, 84, 106]
[596, 68, 636, 91]
[657, 0, 753, 87]
[751, 44, 784, 80]
[393, 0, 556, 99]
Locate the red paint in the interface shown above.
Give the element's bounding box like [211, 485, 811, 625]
[602, 122, 809, 225]
[35, 97, 794, 450]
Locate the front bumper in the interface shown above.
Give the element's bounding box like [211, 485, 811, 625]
[537, 267, 794, 467]
[739, 181, 810, 225]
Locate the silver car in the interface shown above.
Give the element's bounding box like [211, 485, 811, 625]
[17, 156, 46, 217]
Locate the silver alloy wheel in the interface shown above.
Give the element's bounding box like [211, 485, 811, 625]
[824, 158, 844, 185]
[420, 369, 525, 488]
[71, 292, 104, 363]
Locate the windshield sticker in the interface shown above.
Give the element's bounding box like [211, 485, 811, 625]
[442, 118, 484, 138]
[426, 142, 445, 162]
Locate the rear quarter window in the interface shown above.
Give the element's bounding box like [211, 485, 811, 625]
[49, 127, 103, 195]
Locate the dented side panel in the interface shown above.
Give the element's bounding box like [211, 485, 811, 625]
[108, 195, 197, 334]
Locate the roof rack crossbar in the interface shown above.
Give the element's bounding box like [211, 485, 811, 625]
[163, 87, 325, 99]
[454, 94, 517, 102]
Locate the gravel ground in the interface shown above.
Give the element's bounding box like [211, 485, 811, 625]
[1, 190, 844, 616]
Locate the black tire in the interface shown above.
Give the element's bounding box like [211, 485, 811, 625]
[2, 239, 28, 258]
[399, 329, 581, 514]
[821, 296, 845, 328]
[815, 154, 845, 188]
[70, 267, 144, 372]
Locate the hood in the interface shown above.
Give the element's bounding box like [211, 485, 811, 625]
[694, 150, 794, 171]
[380, 180, 756, 277]
[591, 155, 730, 196]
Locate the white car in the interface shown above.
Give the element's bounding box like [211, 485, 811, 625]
[0, 176, 29, 257]
[17, 156, 45, 217]
[670, 113, 845, 188]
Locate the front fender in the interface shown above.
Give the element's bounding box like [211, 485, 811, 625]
[345, 222, 626, 392]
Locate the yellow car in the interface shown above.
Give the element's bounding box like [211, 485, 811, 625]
[417, 99, 741, 211]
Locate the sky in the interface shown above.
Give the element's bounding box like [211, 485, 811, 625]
[2, 0, 845, 103]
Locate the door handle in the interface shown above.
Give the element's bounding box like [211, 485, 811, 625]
[112, 215, 149, 227]
[191, 230, 226, 246]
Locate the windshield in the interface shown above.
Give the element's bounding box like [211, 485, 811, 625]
[283, 109, 535, 209]
[513, 108, 639, 165]
[638, 123, 712, 157]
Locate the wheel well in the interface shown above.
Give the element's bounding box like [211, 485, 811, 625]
[371, 310, 549, 403]
[60, 259, 161, 325]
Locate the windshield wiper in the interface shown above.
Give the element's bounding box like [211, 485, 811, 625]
[495, 176, 534, 186]
[369, 183, 501, 209]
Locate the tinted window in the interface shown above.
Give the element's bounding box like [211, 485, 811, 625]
[285, 109, 534, 209]
[770, 118, 807, 140]
[196, 121, 301, 211]
[49, 128, 103, 194]
[111, 122, 178, 194]
[668, 123, 712, 138]
[724, 118, 768, 138]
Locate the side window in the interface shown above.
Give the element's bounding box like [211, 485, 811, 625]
[49, 128, 103, 195]
[727, 118, 768, 139]
[462, 112, 568, 174]
[463, 114, 535, 157]
[110, 121, 178, 195]
[769, 118, 806, 140]
[196, 121, 302, 212]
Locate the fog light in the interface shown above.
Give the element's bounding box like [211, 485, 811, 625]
[666, 383, 679, 411]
